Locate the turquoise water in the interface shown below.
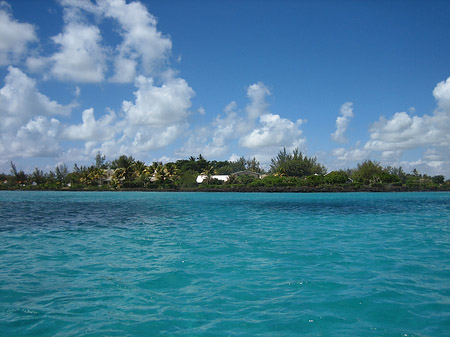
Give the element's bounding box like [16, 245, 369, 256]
[0, 191, 449, 336]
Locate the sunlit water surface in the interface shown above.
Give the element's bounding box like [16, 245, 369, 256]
[0, 191, 449, 336]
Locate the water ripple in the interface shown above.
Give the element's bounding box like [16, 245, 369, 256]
[0, 191, 449, 336]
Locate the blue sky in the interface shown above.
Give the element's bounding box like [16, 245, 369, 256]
[1, 0, 450, 177]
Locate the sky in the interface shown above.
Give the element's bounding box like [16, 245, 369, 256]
[1, 0, 450, 177]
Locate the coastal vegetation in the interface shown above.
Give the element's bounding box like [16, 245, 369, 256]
[1, 149, 448, 192]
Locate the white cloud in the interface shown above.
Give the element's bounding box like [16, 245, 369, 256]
[329, 76, 450, 177]
[364, 76, 450, 153]
[0, 4, 37, 65]
[177, 82, 306, 160]
[11, 117, 61, 157]
[0, 66, 71, 131]
[240, 113, 304, 150]
[98, 0, 172, 82]
[433, 76, 450, 112]
[246, 82, 270, 120]
[122, 75, 194, 128]
[109, 56, 137, 83]
[331, 147, 369, 161]
[176, 99, 251, 158]
[50, 22, 106, 82]
[87, 74, 196, 156]
[63, 108, 116, 142]
[130, 124, 184, 153]
[0, 67, 71, 159]
[331, 101, 354, 143]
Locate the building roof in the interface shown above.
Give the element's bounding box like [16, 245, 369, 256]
[231, 170, 260, 177]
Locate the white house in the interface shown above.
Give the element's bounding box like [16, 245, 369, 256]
[196, 175, 230, 183]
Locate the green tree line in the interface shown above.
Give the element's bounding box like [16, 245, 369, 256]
[1, 149, 448, 191]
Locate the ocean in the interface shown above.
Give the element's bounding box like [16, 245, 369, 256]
[0, 191, 449, 336]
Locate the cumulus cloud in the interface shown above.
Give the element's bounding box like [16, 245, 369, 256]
[52, 0, 173, 83]
[364, 77, 450, 152]
[331, 102, 354, 143]
[240, 83, 305, 152]
[433, 76, 450, 112]
[50, 23, 106, 82]
[11, 117, 61, 157]
[0, 4, 37, 65]
[123, 75, 194, 128]
[178, 82, 306, 161]
[240, 114, 304, 149]
[0, 67, 71, 159]
[0, 66, 71, 131]
[331, 147, 369, 162]
[330, 76, 450, 177]
[90, 74, 195, 155]
[246, 82, 270, 120]
[63, 108, 116, 142]
[130, 125, 184, 153]
[98, 0, 172, 82]
[177, 102, 248, 158]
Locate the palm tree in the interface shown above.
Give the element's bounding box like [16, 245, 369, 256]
[164, 163, 179, 183]
[154, 163, 168, 185]
[89, 167, 107, 186]
[111, 155, 135, 183]
[201, 164, 215, 184]
[133, 161, 146, 178]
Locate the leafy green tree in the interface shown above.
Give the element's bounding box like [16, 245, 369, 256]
[55, 164, 69, 184]
[324, 170, 349, 184]
[245, 157, 263, 173]
[270, 148, 326, 177]
[94, 152, 107, 169]
[432, 175, 445, 185]
[10, 161, 27, 185]
[387, 166, 407, 184]
[32, 167, 45, 185]
[178, 170, 197, 187]
[352, 160, 385, 185]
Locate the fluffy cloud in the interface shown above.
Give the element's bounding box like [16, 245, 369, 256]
[240, 113, 304, 149]
[10, 117, 61, 157]
[330, 76, 450, 177]
[433, 77, 450, 112]
[0, 4, 37, 65]
[364, 77, 450, 152]
[331, 102, 354, 143]
[246, 82, 270, 120]
[99, 74, 195, 154]
[240, 82, 305, 152]
[178, 82, 306, 161]
[98, 0, 172, 82]
[0, 67, 71, 159]
[177, 102, 248, 157]
[130, 125, 184, 153]
[50, 23, 106, 82]
[123, 75, 194, 128]
[0, 66, 71, 131]
[63, 108, 116, 142]
[331, 147, 369, 162]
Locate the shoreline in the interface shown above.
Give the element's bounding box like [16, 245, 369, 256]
[2, 185, 450, 193]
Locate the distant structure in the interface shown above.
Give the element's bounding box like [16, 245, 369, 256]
[231, 170, 261, 178]
[196, 170, 262, 184]
[196, 175, 230, 184]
